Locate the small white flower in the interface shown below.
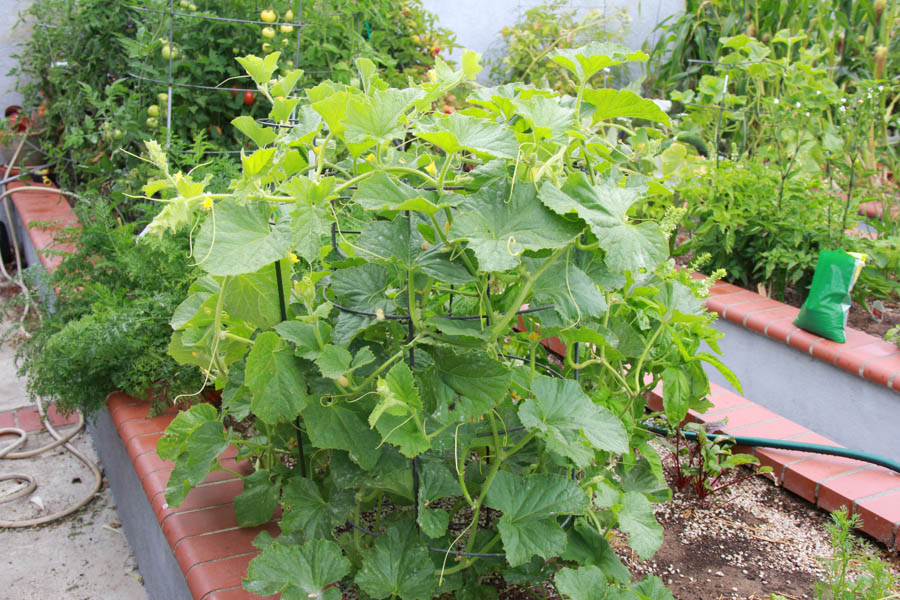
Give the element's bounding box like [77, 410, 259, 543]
[805, 112, 810, 117]
[816, 90, 821, 95]
[839, 106, 846, 112]
[841, 97, 846, 103]
[878, 86, 885, 92]
[773, 98, 779, 104]
[795, 102, 801, 108]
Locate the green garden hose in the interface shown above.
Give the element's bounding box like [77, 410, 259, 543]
[645, 424, 900, 475]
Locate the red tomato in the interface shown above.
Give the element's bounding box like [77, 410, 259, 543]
[243, 91, 256, 106]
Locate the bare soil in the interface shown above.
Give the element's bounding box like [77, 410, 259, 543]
[613, 466, 900, 600]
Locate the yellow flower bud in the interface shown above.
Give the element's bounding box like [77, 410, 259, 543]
[289, 252, 300, 263]
[202, 196, 213, 210]
[424, 161, 437, 176]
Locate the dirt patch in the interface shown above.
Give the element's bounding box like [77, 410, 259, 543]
[614, 466, 900, 600]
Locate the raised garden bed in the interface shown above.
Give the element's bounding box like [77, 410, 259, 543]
[698, 275, 900, 463]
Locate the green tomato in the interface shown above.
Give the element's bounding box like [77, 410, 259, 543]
[261, 26, 276, 39]
[146, 117, 158, 128]
[147, 105, 160, 117]
[157, 92, 168, 104]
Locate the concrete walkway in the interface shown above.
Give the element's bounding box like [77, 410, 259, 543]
[0, 322, 148, 599]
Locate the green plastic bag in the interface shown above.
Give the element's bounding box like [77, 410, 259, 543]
[793, 250, 866, 343]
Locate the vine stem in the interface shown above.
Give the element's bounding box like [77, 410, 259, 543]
[631, 322, 665, 392]
[435, 533, 501, 576]
[428, 212, 495, 320]
[463, 413, 505, 554]
[488, 247, 565, 343]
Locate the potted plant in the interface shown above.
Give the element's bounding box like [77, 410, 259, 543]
[0, 105, 44, 167]
[139, 46, 734, 598]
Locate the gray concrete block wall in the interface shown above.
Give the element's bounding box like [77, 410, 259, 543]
[704, 318, 900, 463]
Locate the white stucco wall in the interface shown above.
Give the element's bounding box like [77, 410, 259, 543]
[421, 0, 684, 82]
[0, 1, 34, 110]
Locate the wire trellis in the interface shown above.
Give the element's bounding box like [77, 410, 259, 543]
[261, 201, 582, 560]
[126, 0, 308, 154]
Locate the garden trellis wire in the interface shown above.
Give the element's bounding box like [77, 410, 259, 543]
[125, 0, 340, 154]
[263, 200, 582, 560]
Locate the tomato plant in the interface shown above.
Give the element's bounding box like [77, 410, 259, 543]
[142, 47, 734, 599]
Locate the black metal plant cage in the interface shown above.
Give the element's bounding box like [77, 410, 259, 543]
[267, 204, 582, 561]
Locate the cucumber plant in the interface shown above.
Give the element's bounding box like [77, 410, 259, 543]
[141, 46, 734, 599]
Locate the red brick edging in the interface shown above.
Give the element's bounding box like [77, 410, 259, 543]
[106, 393, 277, 600]
[5, 178, 79, 271]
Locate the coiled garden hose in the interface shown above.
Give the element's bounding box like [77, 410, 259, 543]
[0, 397, 102, 528]
[644, 424, 900, 475]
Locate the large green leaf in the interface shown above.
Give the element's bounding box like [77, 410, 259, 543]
[370, 363, 429, 458]
[345, 88, 425, 146]
[301, 402, 382, 470]
[356, 216, 472, 284]
[274, 320, 332, 360]
[291, 203, 331, 263]
[232, 115, 276, 148]
[243, 538, 350, 600]
[415, 460, 457, 539]
[280, 476, 355, 540]
[561, 521, 631, 583]
[170, 291, 214, 331]
[330, 263, 396, 314]
[519, 376, 627, 468]
[315, 344, 353, 379]
[355, 521, 437, 600]
[236, 52, 280, 88]
[617, 492, 664, 560]
[432, 349, 512, 420]
[526, 256, 607, 327]
[556, 566, 672, 600]
[549, 42, 648, 82]
[164, 419, 229, 507]
[631, 575, 674, 600]
[582, 89, 671, 127]
[194, 201, 292, 276]
[539, 174, 667, 273]
[234, 469, 279, 527]
[512, 95, 575, 141]
[554, 566, 615, 600]
[661, 367, 690, 427]
[415, 111, 519, 159]
[157, 402, 218, 461]
[449, 180, 582, 272]
[484, 471, 588, 566]
[245, 331, 307, 424]
[352, 172, 444, 215]
[225, 262, 289, 329]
